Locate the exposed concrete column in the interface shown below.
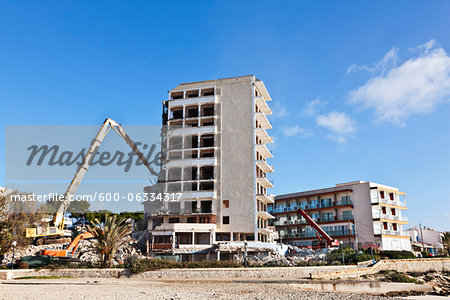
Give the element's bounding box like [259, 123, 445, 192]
[172, 232, 176, 249]
[192, 231, 195, 245]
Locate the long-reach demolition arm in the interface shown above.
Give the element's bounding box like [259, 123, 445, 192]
[297, 208, 339, 247]
[52, 118, 159, 231]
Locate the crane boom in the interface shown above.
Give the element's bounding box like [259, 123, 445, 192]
[297, 208, 339, 247]
[52, 118, 159, 230]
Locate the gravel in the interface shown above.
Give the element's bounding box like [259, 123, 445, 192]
[0, 278, 400, 300]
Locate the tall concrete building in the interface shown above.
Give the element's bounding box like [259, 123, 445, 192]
[144, 76, 276, 260]
[270, 181, 411, 251]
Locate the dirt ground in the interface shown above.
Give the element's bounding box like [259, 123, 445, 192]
[0, 278, 404, 300]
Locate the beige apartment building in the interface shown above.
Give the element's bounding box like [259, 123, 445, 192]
[270, 181, 411, 251]
[143, 76, 276, 260]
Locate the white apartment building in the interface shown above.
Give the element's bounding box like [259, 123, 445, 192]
[406, 226, 444, 256]
[143, 76, 276, 260]
[271, 181, 411, 251]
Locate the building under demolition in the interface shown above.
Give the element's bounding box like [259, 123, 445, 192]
[143, 76, 277, 261]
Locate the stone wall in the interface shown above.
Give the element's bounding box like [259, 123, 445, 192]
[313, 258, 450, 279]
[1, 265, 355, 280]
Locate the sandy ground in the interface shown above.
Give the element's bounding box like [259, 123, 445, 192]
[0, 278, 404, 300]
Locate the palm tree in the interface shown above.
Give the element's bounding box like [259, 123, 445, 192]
[442, 231, 450, 257]
[88, 214, 132, 268]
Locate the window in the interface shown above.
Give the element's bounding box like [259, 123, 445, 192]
[202, 105, 214, 116]
[201, 88, 215, 97]
[185, 135, 198, 149]
[184, 167, 198, 181]
[169, 217, 179, 224]
[199, 181, 214, 191]
[186, 106, 199, 118]
[171, 92, 183, 99]
[383, 222, 388, 230]
[389, 193, 394, 201]
[200, 200, 212, 213]
[191, 201, 198, 213]
[382, 207, 386, 214]
[200, 166, 214, 180]
[342, 210, 353, 220]
[223, 216, 230, 224]
[391, 208, 396, 216]
[380, 191, 385, 199]
[169, 137, 182, 150]
[223, 200, 229, 208]
[170, 108, 183, 119]
[201, 118, 214, 126]
[200, 149, 214, 158]
[200, 135, 214, 147]
[168, 168, 182, 181]
[187, 217, 195, 223]
[186, 90, 199, 98]
[392, 223, 398, 231]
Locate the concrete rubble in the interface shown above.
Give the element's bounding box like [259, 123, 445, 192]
[245, 247, 331, 266]
[217, 242, 332, 266]
[1, 236, 145, 266]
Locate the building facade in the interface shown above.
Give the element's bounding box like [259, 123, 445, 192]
[143, 76, 276, 259]
[270, 181, 411, 251]
[406, 226, 444, 256]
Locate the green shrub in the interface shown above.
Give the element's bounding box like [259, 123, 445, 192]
[380, 250, 415, 259]
[386, 271, 419, 284]
[128, 258, 242, 274]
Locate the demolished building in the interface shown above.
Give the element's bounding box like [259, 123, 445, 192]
[142, 76, 277, 261]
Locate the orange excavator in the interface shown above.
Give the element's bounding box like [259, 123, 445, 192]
[40, 231, 95, 258]
[297, 208, 340, 249]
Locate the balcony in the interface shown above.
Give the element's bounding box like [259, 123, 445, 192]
[256, 160, 274, 173]
[166, 157, 215, 168]
[282, 229, 356, 239]
[257, 176, 274, 188]
[256, 144, 273, 158]
[373, 213, 409, 223]
[257, 194, 274, 204]
[168, 95, 215, 107]
[371, 196, 407, 208]
[255, 96, 272, 115]
[374, 229, 409, 237]
[272, 201, 353, 214]
[167, 125, 216, 136]
[180, 191, 216, 200]
[257, 211, 275, 219]
[255, 112, 272, 129]
[255, 128, 273, 144]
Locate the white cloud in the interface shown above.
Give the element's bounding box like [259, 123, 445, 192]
[349, 40, 450, 125]
[347, 47, 399, 76]
[282, 126, 312, 138]
[300, 98, 326, 116]
[316, 112, 356, 143]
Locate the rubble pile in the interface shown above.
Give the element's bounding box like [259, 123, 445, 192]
[1, 244, 62, 265]
[75, 237, 145, 266]
[234, 246, 332, 266]
[1, 237, 145, 266]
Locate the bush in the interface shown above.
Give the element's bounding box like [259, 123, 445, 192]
[380, 250, 415, 259]
[128, 258, 242, 274]
[386, 271, 420, 284]
[294, 261, 327, 267]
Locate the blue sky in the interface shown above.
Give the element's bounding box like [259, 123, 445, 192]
[1, 1, 449, 230]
